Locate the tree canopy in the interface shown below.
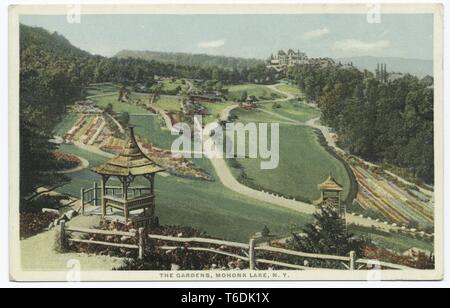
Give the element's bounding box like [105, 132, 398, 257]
[288, 64, 434, 184]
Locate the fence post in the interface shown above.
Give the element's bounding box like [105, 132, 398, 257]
[80, 188, 85, 215]
[138, 228, 145, 260]
[349, 251, 356, 270]
[59, 220, 67, 250]
[249, 238, 255, 270]
[93, 182, 98, 206]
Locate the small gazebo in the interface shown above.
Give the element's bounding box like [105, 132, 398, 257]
[93, 127, 165, 223]
[318, 174, 344, 218]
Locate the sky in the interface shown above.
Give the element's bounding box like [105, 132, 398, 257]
[20, 14, 434, 60]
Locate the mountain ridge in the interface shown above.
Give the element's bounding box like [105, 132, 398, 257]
[115, 50, 265, 70]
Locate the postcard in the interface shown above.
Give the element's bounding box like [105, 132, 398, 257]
[9, 3, 444, 281]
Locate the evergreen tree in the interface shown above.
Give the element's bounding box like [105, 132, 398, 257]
[289, 206, 364, 257]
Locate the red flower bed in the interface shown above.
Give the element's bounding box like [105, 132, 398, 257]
[362, 245, 434, 269]
[20, 212, 60, 239]
[54, 151, 82, 170]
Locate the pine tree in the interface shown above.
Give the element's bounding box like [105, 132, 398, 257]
[289, 206, 364, 257]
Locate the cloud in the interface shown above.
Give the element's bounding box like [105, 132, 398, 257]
[302, 27, 330, 40]
[332, 39, 391, 52]
[197, 39, 226, 49]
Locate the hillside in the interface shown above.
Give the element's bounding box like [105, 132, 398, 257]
[20, 24, 91, 60]
[115, 50, 264, 70]
[335, 56, 433, 77]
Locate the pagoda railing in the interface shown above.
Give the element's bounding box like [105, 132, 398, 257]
[80, 182, 152, 214]
[104, 194, 155, 211]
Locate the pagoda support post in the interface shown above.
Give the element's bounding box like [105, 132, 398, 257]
[121, 176, 130, 222]
[150, 174, 156, 219]
[101, 175, 108, 218]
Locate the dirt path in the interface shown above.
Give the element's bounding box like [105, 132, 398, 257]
[20, 215, 123, 272]
[220, 104, 240, 121]
[73, 141, 115, 158]
[152, 105, 174, 131]
[266, 84, 296, 100]
[257, 83, 296, 104]
[209, 157, 317, 214]
[106, 113, 125, 134]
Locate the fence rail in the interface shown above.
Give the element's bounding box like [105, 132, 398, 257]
[61, 222, 146, 259]
[59, 224, 412, 271]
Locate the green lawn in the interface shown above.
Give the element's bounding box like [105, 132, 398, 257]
[228, 124, 352, 203]
[154, 96, 182, 113]
[159, 78, 189, 93]
[275, 84, 303, 97]
[261, 101, 321, 123]
[201, 101, 236, 124]
[225, 84, 286, 101]
[91, 93, 151, 114]
[232, 108, 286, 124]
[53, 113, 80, 136]
[85, 83, 118, 96]
[129, 114, 177, 149]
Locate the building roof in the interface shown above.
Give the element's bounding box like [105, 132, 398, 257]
[318, 175, 343, 192]
[93, 127, 165, 177]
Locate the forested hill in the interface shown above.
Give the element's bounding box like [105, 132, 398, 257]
[20, 25, 91, 60]
[20, 24, 96, 206]
[115, 50, 265, 70]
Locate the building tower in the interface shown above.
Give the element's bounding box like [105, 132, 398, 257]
[318, 174, 345, 219]
[376, 63, 388, 83]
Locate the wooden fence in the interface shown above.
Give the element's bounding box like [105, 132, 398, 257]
[60, 221, 147, 260]
[59, 223, 411, 271]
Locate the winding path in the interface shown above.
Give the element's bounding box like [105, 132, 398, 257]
[205, 83, 412, 232]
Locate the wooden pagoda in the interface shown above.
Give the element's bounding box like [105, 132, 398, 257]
[93, 127, 165, 223]
[318, 174, 345, 218]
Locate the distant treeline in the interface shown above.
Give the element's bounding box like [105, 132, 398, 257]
[287, 65, 434, 184]
[116, 50, 265, 70]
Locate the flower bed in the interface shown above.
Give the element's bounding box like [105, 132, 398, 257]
[54, 151, 82, 170]
[20, 212, 60, 239]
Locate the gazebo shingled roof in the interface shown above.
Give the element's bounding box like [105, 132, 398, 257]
[93, 127, 165, 177]
[318, 174, 343, 192]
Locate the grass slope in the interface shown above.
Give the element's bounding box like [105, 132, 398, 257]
[91, 93, 150, 114]
[274, 84, 303, 97]
[154, 96, 182, 113]
[225, 84, 286, 101]
[229, 124, 351, 203]
[129, 114, 177, 149]
[261, 101, 320, 123]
